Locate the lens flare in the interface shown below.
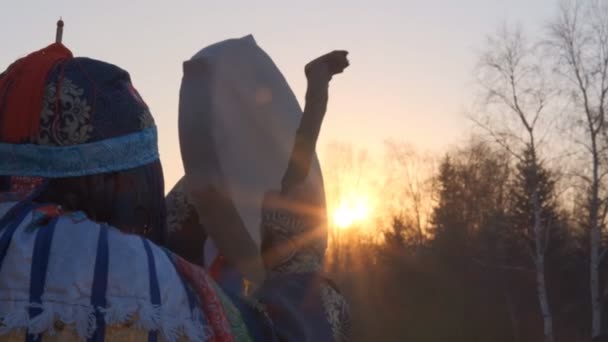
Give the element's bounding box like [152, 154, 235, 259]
[333, 196, 371, 229]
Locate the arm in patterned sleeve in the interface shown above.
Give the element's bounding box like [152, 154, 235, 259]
[254, 51, 352, 342]
[255, 190, 351, 342]
[166, 177, 207, 265]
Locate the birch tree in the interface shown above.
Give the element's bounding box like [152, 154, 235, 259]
[474, 25, 557, 342]
[547, 0, 608, 337]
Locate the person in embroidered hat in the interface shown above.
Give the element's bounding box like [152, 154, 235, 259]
[0, 43, 167, 244]
[0, 43, 246, 341]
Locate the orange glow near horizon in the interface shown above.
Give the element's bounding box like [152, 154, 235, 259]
[333, 195, 372, 229]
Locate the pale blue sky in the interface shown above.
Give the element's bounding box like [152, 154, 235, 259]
[1, 0, 557, 190]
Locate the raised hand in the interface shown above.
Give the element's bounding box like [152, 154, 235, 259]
[305, 50, 350, 83]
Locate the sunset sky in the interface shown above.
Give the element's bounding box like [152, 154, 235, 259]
[2, 0, 557, 192]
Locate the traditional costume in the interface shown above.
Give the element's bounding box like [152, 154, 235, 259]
[0, 43, 247, 341]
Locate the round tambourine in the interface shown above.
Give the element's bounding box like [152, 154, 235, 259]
[176, 35, 327, 273]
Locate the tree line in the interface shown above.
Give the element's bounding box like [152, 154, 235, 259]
[325, 1, 608, 341]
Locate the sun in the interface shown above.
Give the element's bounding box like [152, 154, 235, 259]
[333, 196, 371, 229]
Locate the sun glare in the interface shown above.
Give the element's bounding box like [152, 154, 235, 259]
[333, 196, 371, 229]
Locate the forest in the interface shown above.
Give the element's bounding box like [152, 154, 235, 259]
[324, 1, 608, 341]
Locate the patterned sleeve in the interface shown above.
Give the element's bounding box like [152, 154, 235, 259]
[166, 182, 351, 341]
[165, 177, 207, 265]
[254, 191, 351, 342]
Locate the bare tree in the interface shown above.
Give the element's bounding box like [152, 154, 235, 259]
[382, 141, 436, 246]
[547, 0, 608, 337]
[474, 25, 557, 342]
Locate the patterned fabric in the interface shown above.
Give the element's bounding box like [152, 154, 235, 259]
[320, 282, 351, 342]
[36, 77, 93, 145]
[166, 182, 328, 274]
[167, 178, 198, 235]
[209, 281, 253, 342]
[166, 178, 206, 264]
[171, 254, 235, 342]
[32, 58, 155, 144]
[261, 206, 325, 274]
[223, 294, 278, 342]
[258, 191, 351, 342]
[0, 127, 159, 177]
[0, 201, 209, 342]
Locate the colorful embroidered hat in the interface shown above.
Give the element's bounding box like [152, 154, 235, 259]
[0, 43, 166, 243]
[0, 43, 158, 177]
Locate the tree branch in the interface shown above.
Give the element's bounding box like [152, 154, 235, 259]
[469, 116, 525, 161]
